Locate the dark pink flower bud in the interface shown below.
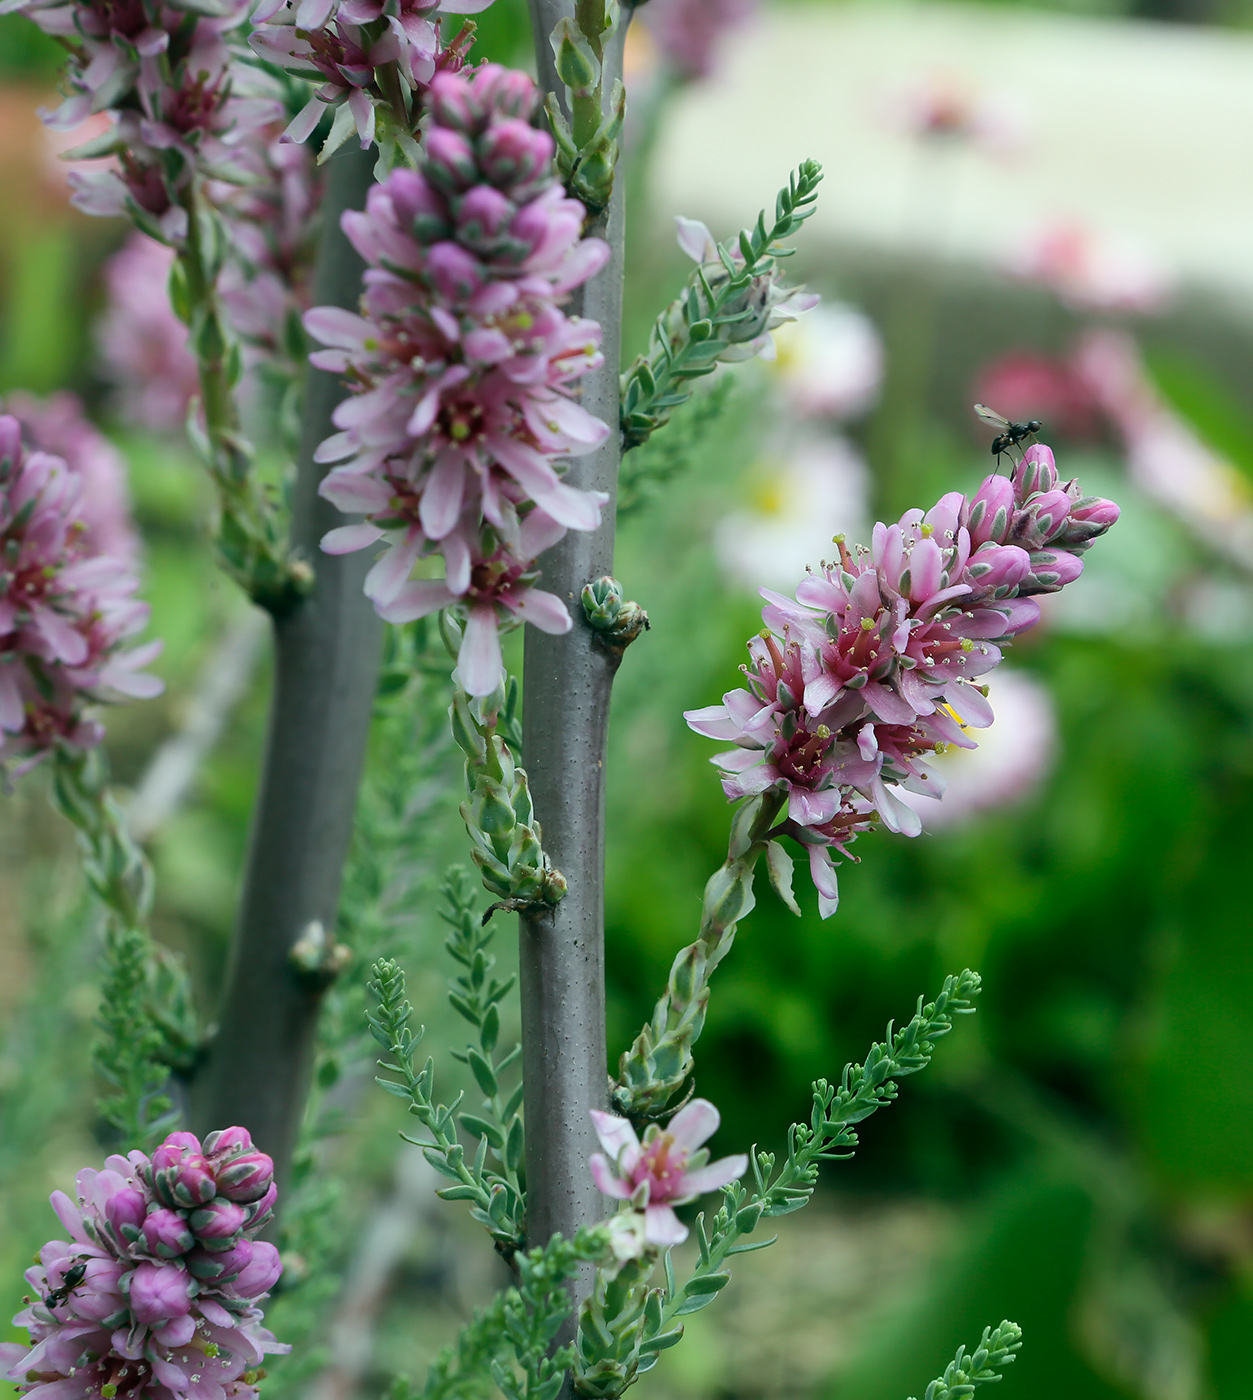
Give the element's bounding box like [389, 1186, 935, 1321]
[103, 1185, 148, 1235]
[1022, 549, 1084, 593]
[244, 1181, 278, 1230]
[425, 241, 483, 301]
[424, 128, 478, 192]
[964, 541, 1031, 595]
[214, 1147, 273, 1204]
[142, 1208, 194, 1258]
[474, 64, 536, 120]
[151, 1144, 216, 1210]
[428, 71, 483, 132]
[127, 1260, 192, 1324]
[1014, 443, 1058, 498]
[189, 1198, 247, 1246]
[192, 1238, 253, 1282]
[476, 118, 553, 191]
[202, 1126, 252, 1161]
[1071, 496, 1119, 527]
[456, 185, 516, 244]
[229, 1241, 282, 1299]
[966, 474, 1015, 547]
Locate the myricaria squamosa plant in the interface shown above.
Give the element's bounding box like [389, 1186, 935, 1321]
[1, 0, 1125, 1390]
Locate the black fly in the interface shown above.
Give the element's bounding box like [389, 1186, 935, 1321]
[973, 404, 1042, 465]
[43, 1260, 88, 1310]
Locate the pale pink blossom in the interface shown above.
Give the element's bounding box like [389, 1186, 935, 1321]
[590, 1099, 748, 1246]
[768, 302, 882, 422]
[881, 72, 1025, 157]
[687, 443, 1118, 914]
[638, 0, 755, 81]
[1005, 221, 1172, 315]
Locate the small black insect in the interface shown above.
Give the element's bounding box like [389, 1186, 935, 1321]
[973, 404, 1042, 463]
[43, 1260, 88, 1310]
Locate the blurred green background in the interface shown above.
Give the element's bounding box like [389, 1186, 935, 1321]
[2, 3, 1253, 1400]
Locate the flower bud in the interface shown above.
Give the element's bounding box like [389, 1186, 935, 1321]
[127, 1260, 192, 1324]
[966, 475, 1015, 547]
[202, 1127, 252, 1161]
[964, 542, 1031, 595]
[142, 1208, 194, 1258]
[244, 1181, 278, 1228]
[190, 1238, 253, 1283]
[425, 241, 483, 301]
[228, 1241, 282, 1299]
[476, 119, 553, 191]
[189, 1198, 247, 1246]
[424, 128, 478, 193]
[103, 1186, 148, 1236]
[477, 65, 536, 120]
[455, 184, 517, 251]
[427, 72, 482, 132]
[1022, 549, 1084, 594]
[1014, 443, 1058, 498]
[150, 1138, 216, 1210]
[213, 1148, 274, 1205]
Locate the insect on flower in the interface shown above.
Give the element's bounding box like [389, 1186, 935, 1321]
[41, 1259, 87, 1310]
[974, 403, 1043, 466]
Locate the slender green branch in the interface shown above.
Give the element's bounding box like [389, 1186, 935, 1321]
[640, 971, 983, 1350]
[613, 791, 786, 1117]
[910, 1322, 1023, 1400]
[368, 957, 525, 1255]
[619, 161, 822, 452]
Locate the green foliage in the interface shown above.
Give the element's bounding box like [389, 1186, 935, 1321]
[0, 15, 62, 78]
[451, 677, 565, 913]
[909, 1322, 1022, 1400]
[1143, 344, 1253, 485]
[629, 972, 983, 1374]
[410, 1227, 611, 1400]
[616, 378, 735, 519]
[93, 923, 178, 1150]
[442, 867, 526, 1229]
[619, 161, 822, 451]
[368, 955, 525, 1254]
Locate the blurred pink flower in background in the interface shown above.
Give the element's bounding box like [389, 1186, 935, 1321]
[1075, 329, 1253, 566]
[715, 437, 870, 593]
[2, 392, 138, 567]
[1006, 221, 1172, 315]
[768, 303, 883, 422]
[973, 351, 1103, 447]
[96, 233, 199, 434]
[638, 0, 756, 82]
[895, 668, 1057, 830]
[881, 71, 1025, 156]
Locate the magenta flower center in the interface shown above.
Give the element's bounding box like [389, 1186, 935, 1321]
[631, 1133, 690, 1201]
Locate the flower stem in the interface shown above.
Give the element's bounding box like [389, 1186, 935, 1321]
[613, 790, 786, 1117]
[519, 0, 630, 1294]
[191, 147, 383, 1200]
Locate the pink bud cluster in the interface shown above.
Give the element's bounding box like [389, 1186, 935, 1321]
[0, 1128, 287, 1400]
[1, 0, 281, 245]
[249, 0, 490, 148]
[0, 415, 162, 775]
[686, 444, 1119, 916]
[307, 64, 611, 695]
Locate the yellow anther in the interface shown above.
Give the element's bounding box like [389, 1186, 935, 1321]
[816, 724, 831, 739]
[920, 522, 934, 537]
[450, 421, 471, 441]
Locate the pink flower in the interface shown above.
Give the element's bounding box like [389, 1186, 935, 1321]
[1005, 220, 1171, 315]
[639, 0, 755, 81]
[686, 442, 1118, 914]
[2, 392, 139, 566]
[0, 415, 162, 776]
[589, 1099, 748, 1246]
[96, 234, 198, 434]
[0, 1129, 288, 1400]
[309, 64, 610, 696]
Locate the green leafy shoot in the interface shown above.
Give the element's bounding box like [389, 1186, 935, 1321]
[636, 971, 982, 1363]
[368, 956, 525, 1255]
[442, 867, 526, 1228]
[617, 377, 735, 518]
[94, 923, 179, 1151]
[620, 159, 822, 453]
[909, 1321, 1023, 1400]
[413, 1227, 611, 1400]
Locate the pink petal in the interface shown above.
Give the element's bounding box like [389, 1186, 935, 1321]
[457, 606, 503, 697]
[643, 1205, 689, 1247]
[321, 523, 384, 555]
[589, 1154, 631, 1199]
[678, 1153, 749, 1197]
[510, 587, 570, 635]
[375, 580, 454, 624]
[666, 1098, 719, 1151]
[590, 1109, 640, 1160]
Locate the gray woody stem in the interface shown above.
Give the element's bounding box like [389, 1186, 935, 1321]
[519, 0, 629, 1264]
[193, 148, 383, 1197]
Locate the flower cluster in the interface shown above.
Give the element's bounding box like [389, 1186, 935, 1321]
[308, 63, 611, 695]
[686, 444, 1119, 915]
[2, 0, 281, 245]
[590, 1099, 747, 1247]
[249, 0, 488, 152]
[0, 1128, 287, 1400]
[0, 415, 161, 774]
